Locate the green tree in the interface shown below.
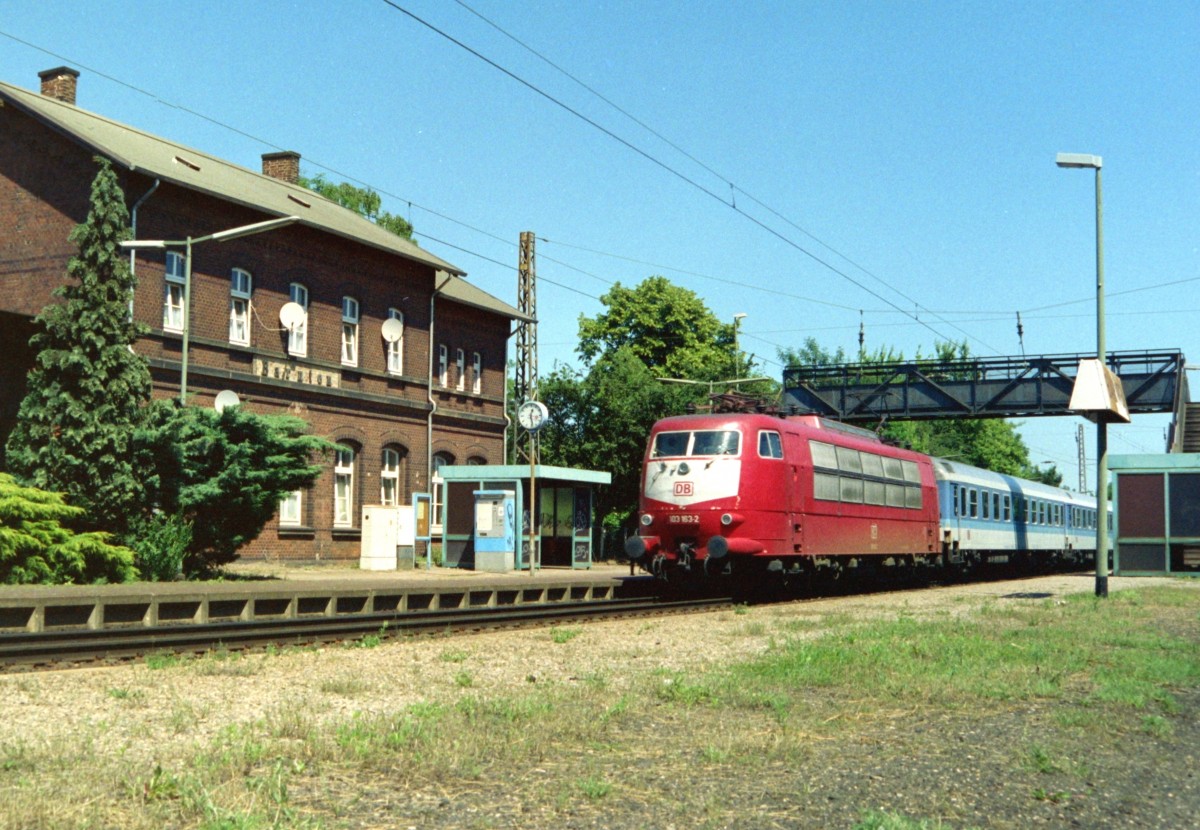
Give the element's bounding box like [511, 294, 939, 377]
[0, 473, 135, 584]
[300, 173, 416, 241]
[132, 403, 332, 576]
[540, 347, 690, 533]
[577, 276, 740, 380]
[5, 158, 152, 536]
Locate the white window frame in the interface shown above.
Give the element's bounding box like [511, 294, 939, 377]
[386, 308, 404, 375]
[471, 351, 482, 394]
[163, 251, 185, 332]
[431, 452, 453, 533]
[455, 348, 466, 391]
[437, 344, 448, 387]
[279, 490, 302, 527]
[381, 447, 401, 506]
[229, 268, 252, 346]
[334, 445, 355, 528]
[288, 282, 309, 357]
[341, 296, 359, 367]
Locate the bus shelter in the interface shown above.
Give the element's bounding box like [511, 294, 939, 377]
[1110, 453, 1200, 576]
[438, 465, 611, 570]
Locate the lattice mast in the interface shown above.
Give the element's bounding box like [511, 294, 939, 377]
[515, 231, 538, 464]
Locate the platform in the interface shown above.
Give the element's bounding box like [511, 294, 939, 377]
[0, 562, 652, 635]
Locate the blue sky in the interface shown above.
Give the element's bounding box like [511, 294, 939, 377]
[3, 0, 1197, 488]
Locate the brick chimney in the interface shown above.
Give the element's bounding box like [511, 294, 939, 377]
[38, 67, 80, 105]
[262, 151, 301, 184]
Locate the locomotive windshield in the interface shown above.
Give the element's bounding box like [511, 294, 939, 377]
[651, 429, 740, 458]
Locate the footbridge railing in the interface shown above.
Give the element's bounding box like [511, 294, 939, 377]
[782, 349, 1185, 424]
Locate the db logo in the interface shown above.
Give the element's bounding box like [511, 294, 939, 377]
[674, 481, 694, 496]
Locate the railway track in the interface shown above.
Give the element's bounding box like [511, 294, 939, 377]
[0, 595, 733, 672]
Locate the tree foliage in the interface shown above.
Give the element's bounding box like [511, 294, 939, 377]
[0, 473, 135, 584]
[4, 157, 153, 536]
[577, 276, 739, 380]
[540, 347, 690, 530]
[132, 403, 332, 575]
[300, 174, 416, 242]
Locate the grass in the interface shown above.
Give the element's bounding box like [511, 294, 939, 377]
[2, 586, 1196, 829]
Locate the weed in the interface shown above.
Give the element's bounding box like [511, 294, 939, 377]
[439, 648, 470, 663]
[321, 677, 371, 697]
[145, 651, 184, 670]
[1027, 744, 1063, 775]
[1142, 714, 1173, 738]
[575, 775, 612, 799]
[454, 670, 474, 688]
[1032, 788, 1070, 803]
[550, 626, 582, 644]
[854, 810, 957, 829]
[734, 604, 750, 616]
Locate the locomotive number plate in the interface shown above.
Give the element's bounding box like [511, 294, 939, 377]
[669, 514, 700, 524]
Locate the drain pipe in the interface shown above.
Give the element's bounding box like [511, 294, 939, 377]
[427, 270, 453, 505]
[127, 178, 160, 315]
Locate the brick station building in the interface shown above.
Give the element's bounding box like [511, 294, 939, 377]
[0, 68, 528, 561]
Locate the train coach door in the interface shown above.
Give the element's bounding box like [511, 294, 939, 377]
[784, 432, 803, 553]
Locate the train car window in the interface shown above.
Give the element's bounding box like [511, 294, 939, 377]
[982, 492, 991, 520]
[835, 446, 863, 474]
[905, 486, 923, 509]
[814, 472, 839, 501]
[886, 483, 906, 508]
[1003, 495, 1012, 521]
[651, 432, 689, 458]
[991, 493, 1000, 520]
[692, 430, 740, 456]
[958, 486, 966, 517]
[810, 441, 838, 470]
[840, 477, 864, 503]
[861, 452, 884, 479]
[882, 457, 904, 481]
[901, 460, 921, 484]
[968, 488, 979, 518]
[758, 431, 784, 459]
[864, 480, 886, 506]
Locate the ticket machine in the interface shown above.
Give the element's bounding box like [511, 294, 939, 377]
[473, 490, 516, 572]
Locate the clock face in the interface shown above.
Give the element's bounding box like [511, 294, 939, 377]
[518, 400, 549, 431]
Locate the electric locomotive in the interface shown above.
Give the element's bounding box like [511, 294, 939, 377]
[624, 413, 942, 583]
[624, 412, 1099, 586]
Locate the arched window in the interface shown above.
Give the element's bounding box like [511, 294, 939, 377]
[381, 445, 407, 506]
[333, 443, 357, 527]
[467, 455, 487, 466]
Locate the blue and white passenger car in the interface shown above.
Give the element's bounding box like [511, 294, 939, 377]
[933, 459, 1099, 567]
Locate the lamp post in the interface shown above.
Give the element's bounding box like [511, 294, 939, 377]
[1056, 152, 1108, 598]
[122, 216, 300, 404]
[732, 312, 747, 376]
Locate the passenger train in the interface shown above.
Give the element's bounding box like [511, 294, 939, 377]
[624, 412, 1102, 587]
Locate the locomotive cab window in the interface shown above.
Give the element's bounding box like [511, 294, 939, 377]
[652, 429, 740, 458]
[692, 430, 740, 456]
[758, 431, 784, 459]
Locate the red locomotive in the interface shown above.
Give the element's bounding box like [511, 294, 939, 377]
[624, 412, 943, 584]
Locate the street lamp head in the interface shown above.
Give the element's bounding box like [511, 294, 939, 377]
[1056, 152, 1102, 170]
[733, 313, 747, 322]
[119, 239, 168, 250]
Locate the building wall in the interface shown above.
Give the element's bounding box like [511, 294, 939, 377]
[0, 97, 513, 562]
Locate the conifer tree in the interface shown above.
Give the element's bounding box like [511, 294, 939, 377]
[5, 157, 152, 537]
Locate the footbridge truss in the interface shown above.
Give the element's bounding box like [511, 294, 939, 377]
[782, 349, 1185, 424]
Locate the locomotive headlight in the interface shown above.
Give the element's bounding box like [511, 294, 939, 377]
[720, 512, 744, 526]
[640, 513, 654, 527]
[677, 462, 690, 475]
